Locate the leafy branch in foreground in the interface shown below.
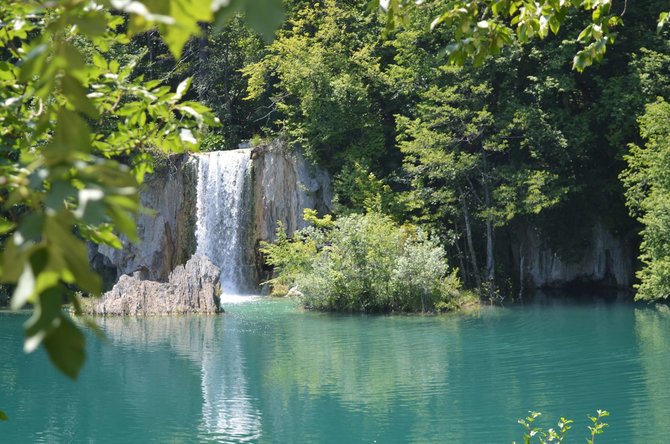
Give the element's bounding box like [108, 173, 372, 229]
[0, 0, 284, 382]
[0, 1, 217, 378]
[513, 410, 609, 444]
[375, 0, 666, 71]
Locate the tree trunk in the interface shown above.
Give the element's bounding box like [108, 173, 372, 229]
[196, 31, 209, 104]
[461, 194, 481, 288]
[453, 221, 469, 287]
[482, 175, 495, 300]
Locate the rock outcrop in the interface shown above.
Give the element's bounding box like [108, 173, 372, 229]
[89, 155, 197, 286]
[252, 140, 332, 244]
[85, 255, 222, 315]
[513, 223, 635, 289]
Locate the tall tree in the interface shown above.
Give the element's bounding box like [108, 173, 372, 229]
[621, 99, 670, 301]
[243, 0, 388, 170]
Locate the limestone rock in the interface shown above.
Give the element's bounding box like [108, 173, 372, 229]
[85, 255, 222, 316]
[251, 140, 332, 283]
[89, 155, 197, 285]
[252, 140, 332, 244]
[89, 141, 333, 294]
[513, 223, 635, 289]
[286, 286, 304, 299]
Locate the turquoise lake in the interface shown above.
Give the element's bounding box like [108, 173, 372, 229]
[2, 298, 670, 443]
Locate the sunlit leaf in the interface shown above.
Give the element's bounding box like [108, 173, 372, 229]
[0, 218, 15, 235]
[171, 77, 192, 103]
[11, 262, 35, 310]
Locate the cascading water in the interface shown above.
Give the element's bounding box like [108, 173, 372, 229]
[195, 149, 255, 295]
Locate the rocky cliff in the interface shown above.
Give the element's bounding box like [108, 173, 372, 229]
[252, 140, 332, 243]
[89, 155, 197, 287]
[251, 141, 332, 284]
[512, 224, 635, 290]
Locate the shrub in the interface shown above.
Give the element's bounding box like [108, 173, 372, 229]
[261, 211, 463, 312]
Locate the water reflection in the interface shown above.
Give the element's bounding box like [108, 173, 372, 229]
[633, 305, 670, 442]
[99, 316, 262, 443]
[200, 323, 262, 442]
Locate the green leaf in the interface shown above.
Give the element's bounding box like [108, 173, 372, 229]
[0, 410, 7, 421]
[0, 218, 15, 235]
[75, 188, 107, 225]
[61, 43, 86, 75]
[61, 74, 99, 118]
[45, 181, 76, 213]
[658, 12, 668, 33]
[44, 218, 102, 294]
[171, 77, 192, 103]
[19, 213, 44, 242]
[107, 205, 138, 242]
[1, 236, 28, 283]
[18, 43, 49, 83]
[79, 225, 123, 249]
[23, 287, 63, 353]
[49, 109, 92, 160]
[109, 59, 120, 74]
[577, 24, 592, 41]
[72, 14, 108, 37]
[11, 261, 35, 310]
[128, 0, 214, 59]
[92, 51, 108, 70]
[214, 0, 284, 42]
[43, 316, 86, 379]
[549, 16, 561, 34]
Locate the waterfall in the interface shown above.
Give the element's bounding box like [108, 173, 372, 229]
[195, 149, 254, 295]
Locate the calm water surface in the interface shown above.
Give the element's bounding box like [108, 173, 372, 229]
[1, 298, 670, 443]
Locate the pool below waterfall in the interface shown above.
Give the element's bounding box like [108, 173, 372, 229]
[2, 297, 669, 443]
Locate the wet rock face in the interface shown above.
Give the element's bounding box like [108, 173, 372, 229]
[85, 255, 222, 316]
[89, 155, 197, 286]
[252, 140, 332, 244]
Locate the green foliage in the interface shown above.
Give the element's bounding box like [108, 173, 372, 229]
[377, 0, 664, 71]
[394, 54, 571, 287]
[260, 221, 319, 292]
[243, 0, 388, 169]
[262, 212, 464, 313]
[513, 410, 608, 444]
[621, 99, 670, 301]
[114, 0, 283, 57]
[586, 410, 610, 443]
[333, 161, 404, 218]
[0, 0, 281, 381]
[191, 17, 269, 150]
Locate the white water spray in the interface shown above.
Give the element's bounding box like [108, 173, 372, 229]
[195, 149, 254, 295]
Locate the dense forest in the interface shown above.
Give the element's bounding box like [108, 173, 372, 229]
[3, 0, 670, 378]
